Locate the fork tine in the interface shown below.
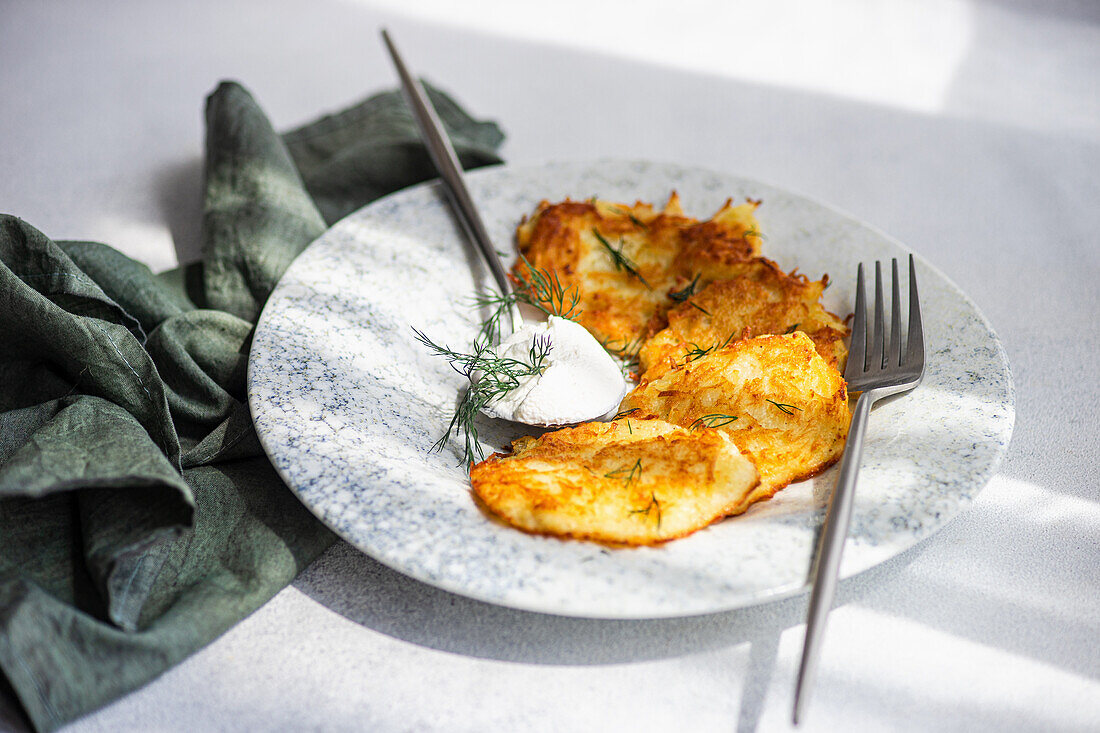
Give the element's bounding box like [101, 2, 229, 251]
[871, 261, 885, 370]
[905, 254, 924, 368]
[888, 259, 901, 367]
[846, 263, 867, 380]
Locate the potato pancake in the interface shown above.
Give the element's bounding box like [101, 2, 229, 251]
[515, 194, 762, 361]
[619, 333, 849, 513]
[639, 261, 849, 379]
[464, 195, 853, 544]
[470, 418, 759, 545]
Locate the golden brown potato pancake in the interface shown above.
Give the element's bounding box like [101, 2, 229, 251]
[469, 195, 853, 544]
[470, 418, 759, 545]
[619, 333, 849, 513]
[639, 261, 849, 379]
[515, 194, 762, 362]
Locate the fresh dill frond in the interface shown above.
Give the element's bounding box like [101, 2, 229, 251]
[683, 332, 736, 363]
[743, 227, 766, 241]
[600, 333, 645, 373]
[630, 492, 662, 528]
[683, 343, 709, 362]
[609, 205, 649, 230]
[668, 273, 710, 315]
[469, 292, 511, 350]
[472, 254, 581, 346]
[417, 256, 588, 467]
[689, 413, 739, 429]
[513, 253, 582, 320]
[591, 228, 650, 288]
[614, 407, 640, 420]
[413, 328, 552, 467]
[766, 399, 803, 415]
[668, 274, 700, 302]
[783, 323, 801, 334]
[605, 458, 643, 489]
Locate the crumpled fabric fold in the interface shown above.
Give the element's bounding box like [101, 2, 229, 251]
[0, 79, 504, 731]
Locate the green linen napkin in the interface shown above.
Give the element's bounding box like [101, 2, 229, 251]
[0, 80, 504, 732]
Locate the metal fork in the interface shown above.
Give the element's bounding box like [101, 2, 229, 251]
[792, 255, 926, 724]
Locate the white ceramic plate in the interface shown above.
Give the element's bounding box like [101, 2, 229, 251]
[248, 160, 1014, 619]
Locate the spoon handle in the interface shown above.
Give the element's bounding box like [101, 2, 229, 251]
[381, 29, 522, 333]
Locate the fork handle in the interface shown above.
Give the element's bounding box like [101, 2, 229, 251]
[792, 389, 876, 724]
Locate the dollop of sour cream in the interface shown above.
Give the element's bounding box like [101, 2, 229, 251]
[481, 316, 628, 425]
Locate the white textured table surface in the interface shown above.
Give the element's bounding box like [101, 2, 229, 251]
[3, 1, 1098, 731]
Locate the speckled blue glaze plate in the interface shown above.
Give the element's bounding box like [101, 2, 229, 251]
[248, 160, 1014, 619]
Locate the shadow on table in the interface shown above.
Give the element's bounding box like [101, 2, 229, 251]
[294, 537, 924, 732]
[156, 158, 205, 266]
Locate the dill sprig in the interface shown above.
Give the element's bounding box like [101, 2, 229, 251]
[689, 413, 740, 429]
[668, 274, 700, 302]
[514, 253, 582, 319]
[609, 205, 649, 230]
[630, 492, 662, 529]
[473, 254, 581, 347]
[592, 228, 650, 288]
[418, 257, 581, 467]
[668, 274, 710, 315]
[600, 334, 646, 374]
[413, 329, 552, 467]
[605, 458, 643, 489]
[766, 399, 803, 415]
[783, 323, 801, 334]
[614, 407, 640, 420]
[683, 332, 736, 363]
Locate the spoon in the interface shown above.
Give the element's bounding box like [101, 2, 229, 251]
[381, 30, 627, 427]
